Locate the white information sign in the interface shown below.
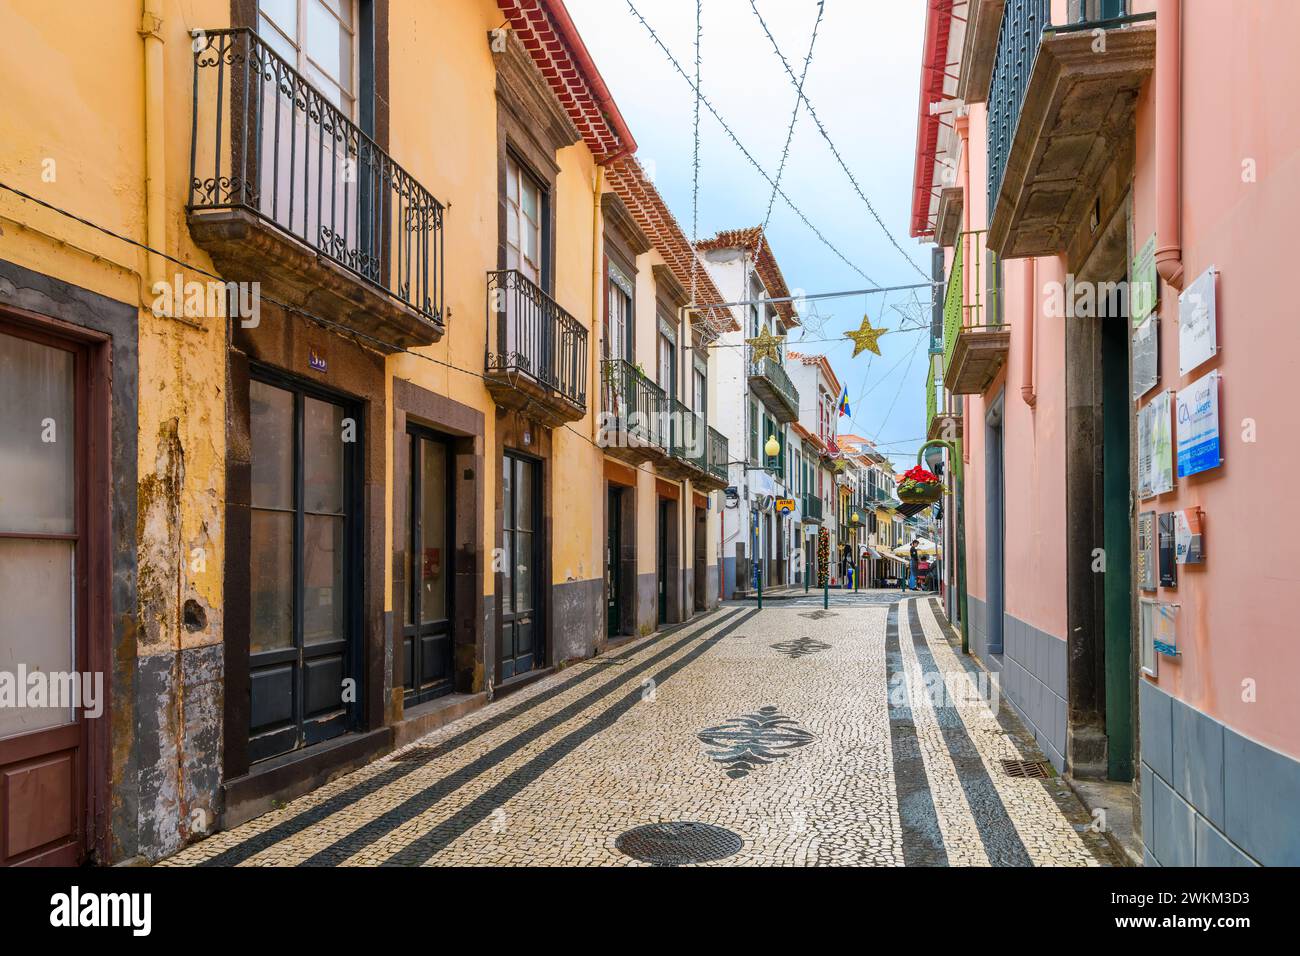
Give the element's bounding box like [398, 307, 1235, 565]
[1133, 315, 1158, 399]
[1179, 265, 1218, 376]
[1138, 390, 1175, 499]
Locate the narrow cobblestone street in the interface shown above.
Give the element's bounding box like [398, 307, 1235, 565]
[163, 596, 1114, 867]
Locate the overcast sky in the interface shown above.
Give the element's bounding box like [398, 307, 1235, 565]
[567, 0, 931, 468]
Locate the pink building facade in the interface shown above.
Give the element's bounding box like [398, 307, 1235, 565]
[913, 0, 1300, 866]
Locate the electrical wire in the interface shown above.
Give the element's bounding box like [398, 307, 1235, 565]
[0, 181, 687, 486]
[623, 0, 880, 286]
[690, 0, 701, 309]
[748, 0, 929, 280]
[751, 0, 824, 272]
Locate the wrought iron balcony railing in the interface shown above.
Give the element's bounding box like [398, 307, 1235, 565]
[188, 27, 444, 327]
[802, 493, 823, 523]
[601, 358, 666, 453]
[668, 398, 705, 469]
[748, 356, 800, 423]
[706, 426, 729, 484]
[987, 0, 1051, 216]
[487, 269, 588, 410]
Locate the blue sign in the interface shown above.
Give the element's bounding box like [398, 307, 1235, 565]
[1176, 371, 1221, 478]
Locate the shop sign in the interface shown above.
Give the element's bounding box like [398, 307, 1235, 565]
[1176, 370, 1221, 478]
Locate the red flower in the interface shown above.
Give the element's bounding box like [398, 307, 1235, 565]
[902, 465, 938, 484]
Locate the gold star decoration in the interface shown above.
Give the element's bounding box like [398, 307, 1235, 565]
[746, 327, 785, 366]
[845, 314, 885, 357]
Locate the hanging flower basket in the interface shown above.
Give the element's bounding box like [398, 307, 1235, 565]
[897, 465, 943, 504]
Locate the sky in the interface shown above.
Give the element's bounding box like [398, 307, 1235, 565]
[566, 0, 933, 469]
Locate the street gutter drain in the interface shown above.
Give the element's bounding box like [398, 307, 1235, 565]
[615, 822, 744, 866]
[1001, 759, 1053, 779]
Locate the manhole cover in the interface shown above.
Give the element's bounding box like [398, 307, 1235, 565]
[1001, 758, 1053, 779]
[614, 822, 744, 866]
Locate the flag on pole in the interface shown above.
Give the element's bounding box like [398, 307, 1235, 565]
[838, 388, 851, 417]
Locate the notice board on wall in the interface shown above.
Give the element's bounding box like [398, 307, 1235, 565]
[1174, 508, 1205, 565]
[1139, 391, 1175, 499]
[1133, 316, 1159, 399]
[1179, 265, 1218, 376]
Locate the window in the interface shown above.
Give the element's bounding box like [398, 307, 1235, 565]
[693, 367, 706, 419]
[748, 401, 759, 462]
[260, 0, 357, 116]
[505, 154, 544, 285]
[606, 266, 633, 362]
[0, 330, 76, 738]
[657, 331, 676, 398]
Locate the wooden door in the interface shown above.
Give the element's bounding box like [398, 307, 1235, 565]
[0, 324, 88, 865]
[403, 428, 453, 704]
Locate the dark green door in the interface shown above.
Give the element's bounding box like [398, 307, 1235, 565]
[606, 488, 622, 636]
[1102, 283, 1134, 780]
[501, 453, 540, 681]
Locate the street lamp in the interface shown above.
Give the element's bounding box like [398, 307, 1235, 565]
[764, 434, 780, 459]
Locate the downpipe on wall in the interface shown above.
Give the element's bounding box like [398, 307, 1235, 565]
[1154, 0, 1184, 290]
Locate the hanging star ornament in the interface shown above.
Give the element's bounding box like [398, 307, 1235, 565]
[746, 327, 785, 366]
[845, 314, 885, 357]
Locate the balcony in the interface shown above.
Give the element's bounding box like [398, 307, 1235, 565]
[187, 28, 444, 349]
[658, 399, 710, 484]
[801, 493, 823, 525]
[943, 231, 1010, 395]
[702, 426, 730, 492]
[600, 359, 668, 465]
[485, 270, 588, 425]
[986, 0, 1155, 258]
[748, 357, 800, 424]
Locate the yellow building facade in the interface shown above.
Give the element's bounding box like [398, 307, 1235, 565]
[0, 0, 726, 865]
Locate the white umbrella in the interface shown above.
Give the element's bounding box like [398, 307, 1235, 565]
[893, 537, 941, 559]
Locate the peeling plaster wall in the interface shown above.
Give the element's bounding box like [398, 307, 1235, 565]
[0, 0, 229, 861]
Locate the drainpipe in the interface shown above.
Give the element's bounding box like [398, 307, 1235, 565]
[1154, 0, 1185, 290]
[591, 165, 604, 441]
[141, 0, 166, 291]
[1020, 258, 1037, 407]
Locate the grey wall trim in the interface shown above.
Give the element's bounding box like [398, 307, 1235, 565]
[1137, 679, 1300, 866]
[552, 577, 602, 663]
[968, 595, 1067, 772]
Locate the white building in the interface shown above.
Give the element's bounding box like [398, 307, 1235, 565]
[696, 228, 802, 594]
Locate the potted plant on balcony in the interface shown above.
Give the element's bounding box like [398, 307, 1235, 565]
[897, 465, 943, 505]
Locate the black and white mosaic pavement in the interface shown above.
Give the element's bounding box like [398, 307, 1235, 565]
[160, 598, 1115, 867]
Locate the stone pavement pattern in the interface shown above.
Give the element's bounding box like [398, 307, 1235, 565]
[161, 596, 1115, 867]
